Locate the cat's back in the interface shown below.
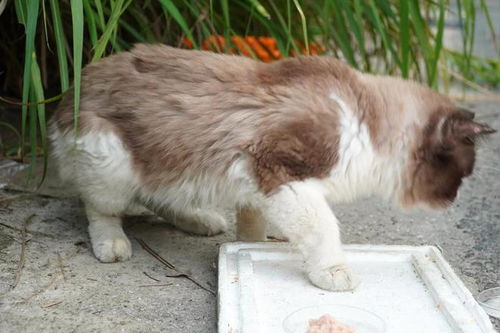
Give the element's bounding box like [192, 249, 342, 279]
[53, 44, 259, 133]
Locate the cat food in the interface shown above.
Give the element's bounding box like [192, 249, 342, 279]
[307, 314, 356, 333]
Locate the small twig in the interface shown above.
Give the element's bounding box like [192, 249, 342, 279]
[0, 222, 53, 238]
[441, 65, 499, 98]
[41, 300, 62, 308]
[138, 283, 174, 288]
[142, 271, 160, 282]
[449, 93, 500, 102]
[13, 214, 36, 288]
[0, 222, 22, 232]
[135, 238, 216, 295]
[165, 273, 216, 295]
[0, 194, 27, 204]
[57, 253, 66, 281]
[2, 187, 60, 199]
[23, 274, 60, 303]
[135, 238, 175, 269]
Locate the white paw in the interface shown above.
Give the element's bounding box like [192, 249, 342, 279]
[92, 236, 132, 263]
[172, 211, 227, 236]
[308, 265, 360, 292]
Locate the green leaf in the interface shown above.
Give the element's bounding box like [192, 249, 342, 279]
[329, 1, 357, 67]
[91, 0, 129, 62]
[71, 0, 84, 133]
[30, 55, 48, 186]
[479, 0, 498, 55]
[49, 0, 69, 92]
[158, 0, 197, 49]
[28, 89, 37, 181]
[83, 0, 98, 45]
[20, 0, 40, 157]
[430, 0, 446, 88]
[409, 0, 433, 84]
[248, 0, 270, 20]
[399, 0, 410, 77]
[366, 0, 401, 69]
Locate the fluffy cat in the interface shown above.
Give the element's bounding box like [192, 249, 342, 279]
[50, 44, 495, 291]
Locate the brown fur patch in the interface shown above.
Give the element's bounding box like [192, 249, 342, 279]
[52, 45, 349, 193]
[404, 108, 494, 208]
[249, 115, 339, 193]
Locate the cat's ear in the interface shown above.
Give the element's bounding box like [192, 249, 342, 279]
[444, 110, 496, 143]
[455, 108, 475, 120]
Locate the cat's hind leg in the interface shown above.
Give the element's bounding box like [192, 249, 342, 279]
[160, 207, 227, 236]
[260, 181, 359, 291]
[61, 131, 137, 262]
[236, 206, 267, 241]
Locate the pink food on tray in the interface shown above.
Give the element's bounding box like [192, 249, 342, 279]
[307, 314, 356, 333]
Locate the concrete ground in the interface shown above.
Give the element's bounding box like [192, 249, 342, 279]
[0, 99, 498, 332]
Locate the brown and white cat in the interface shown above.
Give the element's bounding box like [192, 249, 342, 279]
[50, 44, 495, 292]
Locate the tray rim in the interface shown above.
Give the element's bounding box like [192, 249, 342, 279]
[217, 242, 494, 333]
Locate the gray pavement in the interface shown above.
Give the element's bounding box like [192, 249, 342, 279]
[0, 99, 498, 332]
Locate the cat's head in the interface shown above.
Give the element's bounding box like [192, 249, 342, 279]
[402, 104, 495, 209]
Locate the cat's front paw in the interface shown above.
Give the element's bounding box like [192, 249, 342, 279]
[92, 236, 132, 263]
[308, 265, 360, 292]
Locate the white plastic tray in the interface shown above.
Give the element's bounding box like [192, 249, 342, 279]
[218, 243, 494, 333]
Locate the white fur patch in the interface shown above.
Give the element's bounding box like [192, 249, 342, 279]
[51, 126, 140, 214]
[51, 125, 261, 215]
[325, 92, 404, 202]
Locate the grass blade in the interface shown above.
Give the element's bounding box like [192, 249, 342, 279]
[479, 0, 498, 55]
[329, 1, 357, 67]
[91, 0, 128, 62]
[20, 0, 40, 157]
[409, 0, 433, 84]
[71, 0, 84, 133]
[94, 0, 106, 31]
[14, 0, 26, 24]
[430, 0, 446, 88]
[292, 0, 308, 55]
[49, 0, 69, 92]
[248, 0, 270, 20]
[366, 0, 401, 70]
[399, 0, 410, 77]
[83, 0, 98, 45]
[28, 89, 37, 181]
[158, 0, 197, 49]
[30, 56, 48, 186]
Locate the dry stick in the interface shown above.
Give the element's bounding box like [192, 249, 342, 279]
[41, 300, 62, 308]
[135, 238, 175, 269]
[13, 214, 36, 288]
[3, 187, 60, 199]
[21, 250, 80, 303]
[57, 253, 67, 281]
[0, 194, 27, 204]
[23, 274, 60, 303]
[441, 65, 500, 100]
[138, 283, 174, 288]
[135, 238, 216, 295]
[0, 222, 53, 237]
[142, 271, 160, 282]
